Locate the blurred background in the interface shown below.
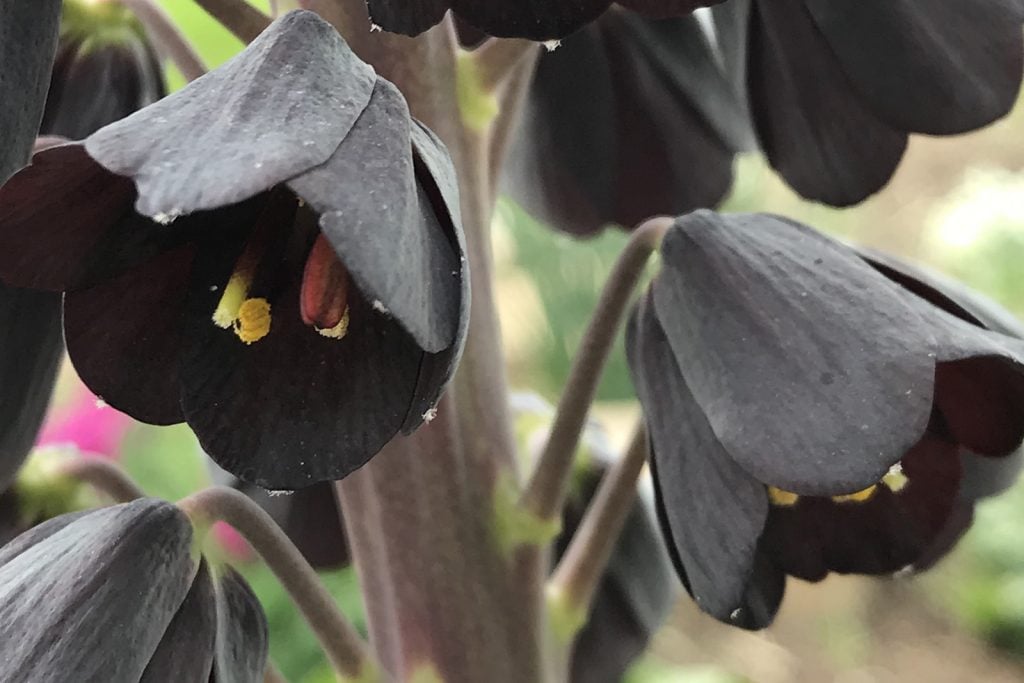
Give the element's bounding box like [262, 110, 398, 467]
[37, 2, 1024, 681]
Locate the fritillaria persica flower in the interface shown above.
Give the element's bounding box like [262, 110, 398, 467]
[627, 211, 1024, 629]
[0, 498, 268, 681]
[504, 8, 752, 235]
[368, 0, 725, 40]
[0, 11, 468, 489]
[729, 0, 1024, 205]
[42, 0, 166, 140]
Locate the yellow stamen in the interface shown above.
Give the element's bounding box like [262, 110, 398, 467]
[883, 463, 909, 493]
[212, 270, 253, 329]
[316, 308, 350, 340]
[768, 486, 799, 507]
[234, 298, 271, 344]
[832, 485, 877, 504]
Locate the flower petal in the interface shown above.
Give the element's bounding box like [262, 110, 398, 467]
[748, 0, 907, 205]
[400, 122, 471, 430]
[289, 79, 460, 353]
[627, 294, 778, 627]
[859, 248, 1024, 339]
[86, 10, 376, 219]
[0, 0, 61, 183]
[141, 560, 217, 682]
[652, 211, 938, 495]
[365, 0, 449, 38]
[453, 0, 610, 41]
[0, 499, 195, 681]
[64, 245, 194, 425]
[760, 433, 961, 580]
[212, 567, 270, 682]
[804, 0, 1024, 135]
[179, 249, 424, 488]
[0, 143, 155, 291]
[505, 12, 741, 234]
[0, 283, 63, 490]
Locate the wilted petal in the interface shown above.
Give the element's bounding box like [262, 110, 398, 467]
[0, 0, 61, 183]
[212, 567, 269, 683]
[0, 499, 195, 681]
[804, 0, 1024, 135]
[748, 0, 907, 205]
[652, 212, 938, 495]
[627, 295, 776, 626]
[86, 10, 376, 219]
[141, 560, 217, 682]
[289, 80, 460, 353]
[0, 284, 63, 490]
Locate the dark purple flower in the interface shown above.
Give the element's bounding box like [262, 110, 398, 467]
[627, 210, 1024, 629]
[730, 0, 1024, 205]
[0, 11, 468, 489]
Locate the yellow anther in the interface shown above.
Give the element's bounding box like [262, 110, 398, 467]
[234, 298, 271, 344]
[212, 270, 253, 329]
[768, 486, 800, 507]
[832, 485, 878, 504]
[883, 464, 909, 493]
[315, 308, 350, 340]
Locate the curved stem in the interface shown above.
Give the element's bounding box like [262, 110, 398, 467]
[548, 423, 649, 618]
[193, 0, 271, 43]
[57, 457, 144, 503]
[178, 486, 379, 683]
[124, 0, 207, 81]
[520, 217, 671, 522]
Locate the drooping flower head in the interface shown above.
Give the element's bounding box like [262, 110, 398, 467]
[42, 0, 165, 139]
[0, 498, 269, 680]
[0, 11, 468, 489]
[504, 8, 752, 235]
[627, 210, 1024, 628]
[729, 0, 1024, 204]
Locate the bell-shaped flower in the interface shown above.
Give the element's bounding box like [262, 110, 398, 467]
[0, 498, 269, 681]
[42, 0, 166, 139]
[503, 8, 752, 235]
[627, 210, 1024, 629]
[728, 0, 1024, 204]
[0, 10, 468, 489]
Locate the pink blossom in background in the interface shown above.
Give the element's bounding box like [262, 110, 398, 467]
[213, 521, 255, 562]
[36, 387, 133, 459]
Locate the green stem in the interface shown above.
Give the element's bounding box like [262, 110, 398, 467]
[548, 423, 649, 623]
[193, 0, 271, 43]
[520, 217, 671, 522]
[178, 487, 379, 683]
[57, 457, 145, 503]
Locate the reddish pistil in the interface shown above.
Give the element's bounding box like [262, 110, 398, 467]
[301, 234, 351, 337]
